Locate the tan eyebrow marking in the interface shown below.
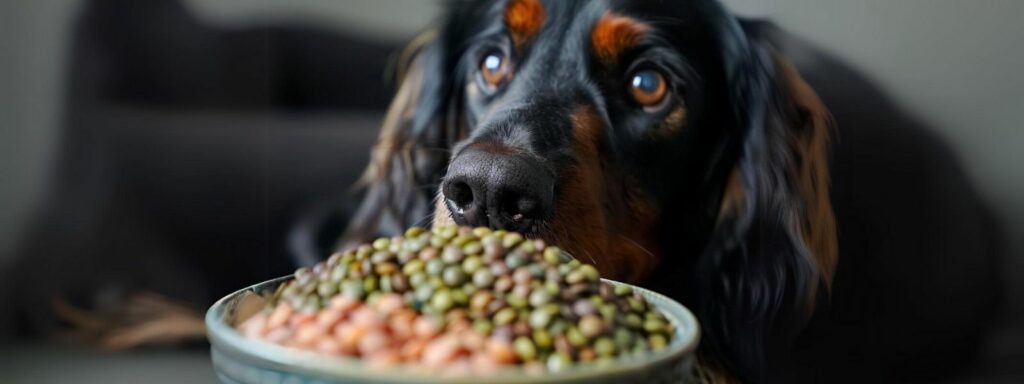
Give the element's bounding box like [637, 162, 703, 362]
[505, 0, 545, 48]
[591, 13, 650, 66]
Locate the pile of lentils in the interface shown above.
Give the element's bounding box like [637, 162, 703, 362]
[237, 225, 674, 374]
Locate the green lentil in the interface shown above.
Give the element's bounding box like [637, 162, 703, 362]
[341, 279, 364, 299]
[329, 265, 346, 282]
[528, 289, 553, 307]
[599, 304, 617, 323]
[566, 327, 587, 347]
[408, 271, 427, 288]
[546, 352, 572, 372]
[614, 328, 634, 349]
[425, 259, 445, 276]
[565, 270, 585, 284]
[462, 241, 483, 256]
[370, 250, 393, 264]
[528, 308, 553, 329]
[431, 289, 454, 312]
[549, 319, 569, 336]
[461, 282, 477, 296]
[404, 226, 424, 238]
[517, 240, 536, 254]
[542, 246, 564, 264]
[402, 259, 425, 275]
[533, 328, 553, 349]
[414, 285, 434, 303]
[507, 293, 528, 309]
[594, 337, 616, 357]
[628, 297, 646, 312]
[578, 264, 600, 282]
[472, 269, 495, 288]
[514, 336, 538, 361]
[442, 266, 467, 286]
[643, 318, 667, 333]
[441, 246, 464, 263]
[317, 281, 337, 297]
[471, 227, 491, 237]
[379, 275, 393, 292]
[502, 232, 524, 248]
[473, 319, 493, 335]
[624, 313, 644, 329]
[649, 334, 668, 350]
[372, 237, 390, 251]
[450, 289, 469, 306]
[494, 307, 518, 326]
[301, 295, 321, 312]
[505, 252, 527, 269]
[362, 275, 377, 293]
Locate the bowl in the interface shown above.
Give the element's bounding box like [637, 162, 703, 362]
[206, 276, 700, 383]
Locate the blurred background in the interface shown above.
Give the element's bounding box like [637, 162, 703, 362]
[0, 0, 1020, 382]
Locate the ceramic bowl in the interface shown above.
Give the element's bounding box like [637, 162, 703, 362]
[207, 276, 700, 383]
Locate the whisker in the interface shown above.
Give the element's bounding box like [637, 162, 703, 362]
[413, 211, 436, 228]
[581, 247, 598, 266]
[621, 235, 656, 261]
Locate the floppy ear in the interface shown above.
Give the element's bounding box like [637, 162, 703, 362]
[340, 31, 463, 247]
[693, 9, 837, 381]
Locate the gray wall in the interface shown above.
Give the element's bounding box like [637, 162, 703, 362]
[2, 0, 1021, 269]
[0, 0, 79, 264]
[185, 0, 439, 42]
[723, 0, 1024, 274]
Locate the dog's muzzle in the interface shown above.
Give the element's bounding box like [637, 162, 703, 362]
[442, 145, 554, 233]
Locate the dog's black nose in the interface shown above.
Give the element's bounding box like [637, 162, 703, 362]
[442, 146, 554, 232]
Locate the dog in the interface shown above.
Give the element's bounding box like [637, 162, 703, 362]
[343, 0, 1001, 382]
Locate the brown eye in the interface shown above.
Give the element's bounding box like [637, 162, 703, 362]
[629, 69, 669, 110]
[480, 50, 510, 91]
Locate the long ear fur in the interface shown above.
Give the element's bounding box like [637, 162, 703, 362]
[694, 5, 837, 380]
[340, 31, 461, 248]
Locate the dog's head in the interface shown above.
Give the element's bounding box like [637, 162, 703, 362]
[346, 0, 836, 378]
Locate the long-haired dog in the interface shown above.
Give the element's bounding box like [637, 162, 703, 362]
[344, 0, 1001, 382]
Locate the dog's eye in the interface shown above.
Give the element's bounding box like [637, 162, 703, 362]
[479, 50, 511, 91]
[628, 69, 669, 110]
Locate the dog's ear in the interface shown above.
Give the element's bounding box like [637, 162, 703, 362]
[340, 31, 463, 248]
[694, 7, 837, 380]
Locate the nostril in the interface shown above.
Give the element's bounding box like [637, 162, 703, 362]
[516, 196, 540, 219]
[499, 192, 541, 222]
[447, 181, 474, 209]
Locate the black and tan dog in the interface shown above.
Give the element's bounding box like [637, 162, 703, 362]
[345, 0, 1001, 382]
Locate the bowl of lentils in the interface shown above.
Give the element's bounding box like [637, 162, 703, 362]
[206, 225, 700, 383]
